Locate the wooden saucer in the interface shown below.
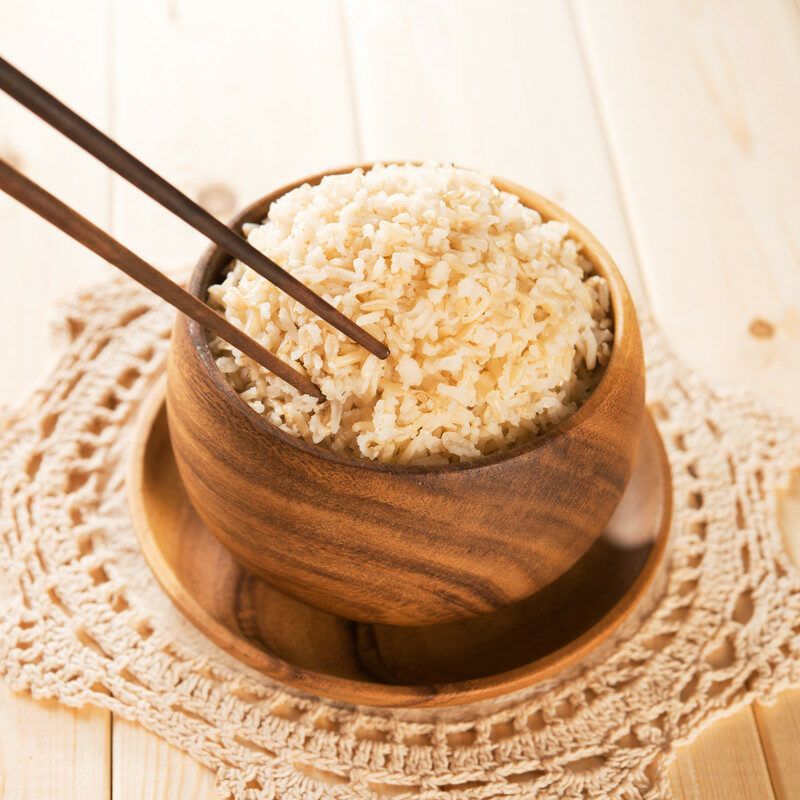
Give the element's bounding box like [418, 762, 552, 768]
[128, 381, 672, 708]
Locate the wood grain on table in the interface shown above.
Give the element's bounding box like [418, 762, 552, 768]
[1, 1, 799, 798]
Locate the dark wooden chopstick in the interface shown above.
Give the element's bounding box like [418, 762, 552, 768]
[0, 158, 324, 400]
[0, 55, 389, 361]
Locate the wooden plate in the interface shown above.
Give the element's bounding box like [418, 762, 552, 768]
[128, 380, 672, 708]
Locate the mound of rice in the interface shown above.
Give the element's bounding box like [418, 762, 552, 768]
[208, 163, 613, 466]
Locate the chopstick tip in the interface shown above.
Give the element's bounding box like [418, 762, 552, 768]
[374, 342, 390, 360]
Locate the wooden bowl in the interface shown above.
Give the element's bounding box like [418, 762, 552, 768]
[166, 167, 645, 626]
[130, 381, 671, 708]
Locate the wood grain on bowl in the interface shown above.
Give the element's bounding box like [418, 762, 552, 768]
[166, 167, 646, 626]
[130, 383, 671, 707]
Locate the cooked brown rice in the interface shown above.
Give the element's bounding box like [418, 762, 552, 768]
[208, 163, 613, 465]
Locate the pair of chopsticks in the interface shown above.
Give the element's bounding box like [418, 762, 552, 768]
[0, 56, 388, 400]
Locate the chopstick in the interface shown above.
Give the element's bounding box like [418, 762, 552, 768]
[0, 158, 324, 400]
[0, 55, 389, 361]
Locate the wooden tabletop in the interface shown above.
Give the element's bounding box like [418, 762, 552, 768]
[1, 1, 799, 797]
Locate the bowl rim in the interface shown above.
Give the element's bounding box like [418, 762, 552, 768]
[184, 163, 640, 475]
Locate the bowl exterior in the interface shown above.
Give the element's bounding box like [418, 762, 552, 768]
[165, 169, 645, 626]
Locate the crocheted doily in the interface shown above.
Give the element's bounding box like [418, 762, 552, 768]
[1, 278, 799, 800]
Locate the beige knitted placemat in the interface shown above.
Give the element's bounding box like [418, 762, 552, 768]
[2, 277, 800, 800]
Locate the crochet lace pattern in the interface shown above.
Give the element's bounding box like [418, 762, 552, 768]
[1, 278, 799, 800]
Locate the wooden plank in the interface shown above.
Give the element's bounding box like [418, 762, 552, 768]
[755, 691, 800, 800]
[107, 1, 360, 794]
[0, 0, 112, 403]
[342, 0, 643, 299]
[572, 0, 800, 421]
[109, 0, 358, 270]
[0, 682, 110, 800]
[670, 706, 776, 800]
[0, 3, 113, 799]
[778, 466, 800, 567]
[573, 3, 800, 798]
[760, 471, 800, 797]
[111, 718, 217, 800]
